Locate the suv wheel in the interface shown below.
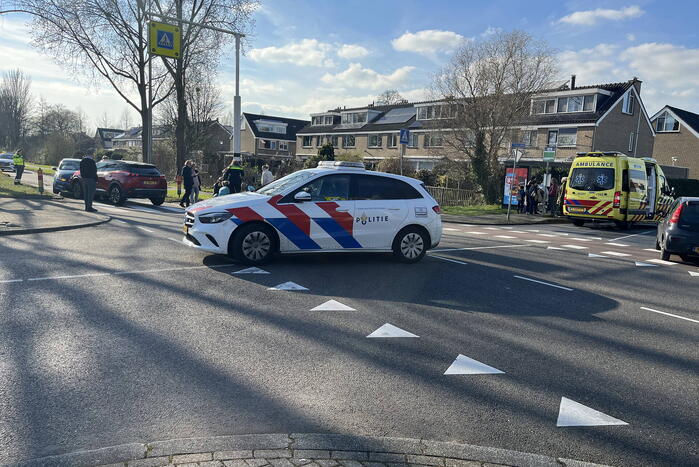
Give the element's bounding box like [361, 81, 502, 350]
[231, 223, 275, 265]
[393, 226, 427, 263]
[72, 181, 82, 199]
[150, 196, 165, 206]
[109, 184, 126, 205]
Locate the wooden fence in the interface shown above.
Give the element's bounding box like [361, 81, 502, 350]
[425, 186, 484, 206]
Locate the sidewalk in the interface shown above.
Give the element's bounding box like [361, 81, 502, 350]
[0, 197, 110, 236]
[442, 212, 567, 226]
[13, 433, 608, 467]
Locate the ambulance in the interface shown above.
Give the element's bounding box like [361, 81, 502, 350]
[563, 151, 675, 228]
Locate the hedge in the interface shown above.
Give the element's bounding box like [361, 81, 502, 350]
[668, 178, 699, 197]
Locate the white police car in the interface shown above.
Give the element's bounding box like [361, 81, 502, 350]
[183, 161, 442, 264]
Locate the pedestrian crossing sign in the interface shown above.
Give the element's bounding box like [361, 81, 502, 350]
[149, 21, 181, 58]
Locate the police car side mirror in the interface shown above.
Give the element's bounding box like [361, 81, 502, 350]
[294, 191, 312, 202]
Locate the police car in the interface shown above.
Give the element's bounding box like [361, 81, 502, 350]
[182, 161, 442, 264]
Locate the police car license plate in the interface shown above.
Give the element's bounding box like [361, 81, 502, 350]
[183, 225, 188, 235]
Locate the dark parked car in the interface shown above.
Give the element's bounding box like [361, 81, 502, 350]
[0, 152, 15, 172]
[71, 159, 167, 206]
[52, 158, 81, 195]
[656, 196, 699, 263]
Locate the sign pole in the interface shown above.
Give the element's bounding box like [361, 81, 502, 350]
[233, 35, 241, 159]
[506, 151, 516, 222]
[399, 141, 404, 176]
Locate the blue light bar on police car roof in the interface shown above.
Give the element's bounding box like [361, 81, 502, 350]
[316, 161, 366, 169]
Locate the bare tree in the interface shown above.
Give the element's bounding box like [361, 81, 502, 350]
[376, 89, 405, 106]
[97, 111, 114, 129]
[151, 0, 257, 172]
[0, 69, 33, 150]
[4, 0, 174, 158]
[120, 107, 133, 130]
[433, 30, 556, 202]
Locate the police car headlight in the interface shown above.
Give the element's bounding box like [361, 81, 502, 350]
[198, 212, 233, 224]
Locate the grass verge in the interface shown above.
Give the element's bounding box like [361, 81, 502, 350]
[165, 188, 213, 203]
[25, 163, 56, 176]
[442, 205, 507, 216]
[0, 172, 52, 198]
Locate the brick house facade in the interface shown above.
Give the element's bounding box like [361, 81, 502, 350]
[650, 106, 699, 179]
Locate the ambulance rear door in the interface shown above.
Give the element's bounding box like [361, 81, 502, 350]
[624, 159, 647, 219]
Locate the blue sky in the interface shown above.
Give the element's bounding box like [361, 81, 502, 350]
[1, 1, 698, 130]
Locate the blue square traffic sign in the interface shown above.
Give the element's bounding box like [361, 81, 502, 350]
[157, 30, 174, 50]
[399, 129, 410, 145]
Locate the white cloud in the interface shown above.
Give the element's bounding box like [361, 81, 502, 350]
[621, 43, 699, 89]
[249, 39, 335, 67]
[626, 33, 636, 41]
[320, 63, 415, 90]
[337, 44, 369, 59]
[391, 29, 466, 56]
[558, 5, 643, 26]
[481, 26, 502, 37]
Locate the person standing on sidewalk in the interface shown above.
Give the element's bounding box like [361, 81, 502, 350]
[547, 178, 559, 214]
[12, 149, 25, 185]
[79, 152, 98, 212]
[224, 158, 244, 193]
[261, 164, 274, 186]
[190, 165, 202, 204]
[179, 160, 194, 208]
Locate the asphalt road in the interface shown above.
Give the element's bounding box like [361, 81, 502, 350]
[0, 200, 697, 466]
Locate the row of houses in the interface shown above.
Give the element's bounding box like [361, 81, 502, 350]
[95, 76, 699, 179]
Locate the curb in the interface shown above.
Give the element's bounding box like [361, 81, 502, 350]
[0, 215, 111, 236]
[6, 433, 611, 467]
[441, 216, 569, 226]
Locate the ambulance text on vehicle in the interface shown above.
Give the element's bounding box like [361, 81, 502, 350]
[182, 161, 442, 264]
[563, 151, 674, 228]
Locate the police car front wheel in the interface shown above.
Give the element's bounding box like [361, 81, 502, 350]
[230, 224, 276, 265]
[393, 227, 428, 263]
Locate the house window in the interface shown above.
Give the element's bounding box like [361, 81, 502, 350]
[259, 139, 277, 149]
[312, 117, 322, 125]
[628, 132, 635, 152]
[655, 111, 679, 132]
[532, 99, 556, 114]
[547, 130, 558, 146]
[341, 112, 367, 124]
[407, 133, 419, 148]
[331, 135, 338, 147]
[622, 93, 635, 114]
[583, 95, 595, 111]
[387, 134, 397, 147]
[317, 136, 325, 147]
[417, 105, 451, 120]
[424, 132, 443, 147]
[324, 116, 334, 125]
[279, 141, 288, 151]
[342, 135, 355, 148]
[256, 120, 287, 133]
[523, 130, 537, 147]
[556, 95, 592, 113]
[302, 136, 313, 147]
[557, 128, 577, 147]
[368, 134, 382, 148]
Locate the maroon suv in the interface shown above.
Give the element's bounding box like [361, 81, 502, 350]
[71, 160, 168, 206]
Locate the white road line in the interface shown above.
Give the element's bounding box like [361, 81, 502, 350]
[443, 228, 461, 231]
[525, 239, 549, 243]
[433, 244, 531, 252]
[610, 230, 655, 242]
[482, 227, 500, 230]
[547, 246, 565, 250]
[28, 272, 112, 281]
[524, 229, 540, 232]
[605, 242, 629, 247]
[465, 231, 487, 235]
[571, 237, 593, 242]
[537, 233, 557, 237]
[645, 259, 677, 266]
[549, 232, 569, 236]
[600, 251, 631, 257]
[113, 219, 127, 224]
[430, 255, 469, 265]
[509, 230, 527, 233]
[561, 244, 588, 249]
[137, 226, 155, 233]
[0, 279, 23, 283]
[514, 275, 573, 291]
[640, 306, 699, 324]
[495, 235, 516, 239]
[500, 226, 513, 229]
[644, 248, 659, 252]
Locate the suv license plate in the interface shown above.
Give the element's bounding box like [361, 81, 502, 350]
[144, 181, 157, 185]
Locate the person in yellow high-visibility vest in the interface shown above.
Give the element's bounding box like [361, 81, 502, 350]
[12, 149, 25, 185]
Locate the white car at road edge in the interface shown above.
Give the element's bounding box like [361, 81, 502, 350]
[182, 161, 442, 264]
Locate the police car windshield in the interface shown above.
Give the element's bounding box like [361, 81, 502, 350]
[256, 170, 317, 196]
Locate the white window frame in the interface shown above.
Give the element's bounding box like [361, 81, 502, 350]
[368, 134, 382, 148]
[317, 136, 325, 147]
[341, 112, 367, 124]
[331, 135, 338, 147]
[557, 128, 577, 147]
[655, 111, 680, 132]
[342, 135, 355, 148]
[279, 141, 289, 151]
[302, 136, 313, 147]
[531, 99, 556, 115]
[387, 133, 397, 148]
[324, 115, 333, 125]
[407, 133, 419, 148]
[628, 132, 635, 152]
[523, 130, 537, 147]
[424, 132, 443, 148]
[622, 93, 635, 115]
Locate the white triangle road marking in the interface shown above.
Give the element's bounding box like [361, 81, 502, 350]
[588, 253, 607, 258]
[689, 271, 699, 277]
[310, 299, 356, 311]
[646, 259, 677, 266]
[268, 281, 308, 291]
[232, 267, 270, 274]
[556, 397, 628, 427]
[635, 262, 658, 267]
[444, 354, 504, 375]
[366, 323, 418, 338]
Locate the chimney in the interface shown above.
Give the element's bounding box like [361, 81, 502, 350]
[630, 76, 642, 93]
[570, 74, 576, 90]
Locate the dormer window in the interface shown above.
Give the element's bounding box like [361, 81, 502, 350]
[255, 120, 287, 133]
[532, 99, 556, 114]
[532, 95, 595, 115]
[417, 105, 452, 120]
[341, 112, 367, 124]
[655, 111, 679, 132]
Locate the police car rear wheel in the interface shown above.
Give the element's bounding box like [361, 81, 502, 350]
[393, 227, 427, 263]
[232, 224, 275, 265]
